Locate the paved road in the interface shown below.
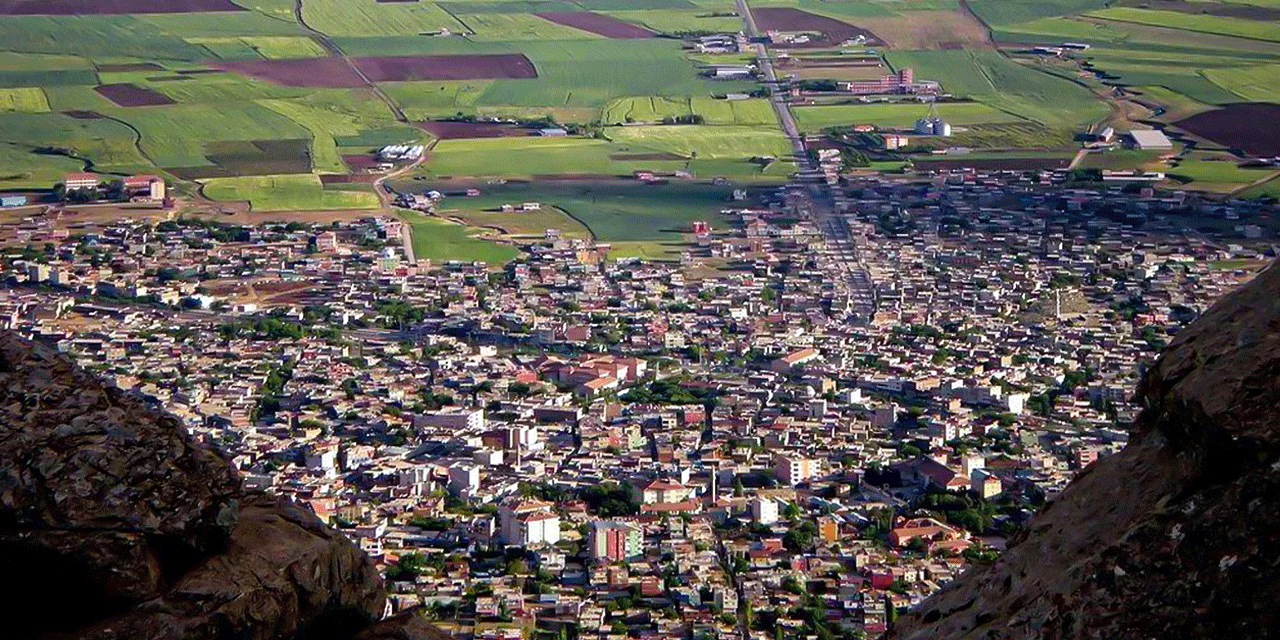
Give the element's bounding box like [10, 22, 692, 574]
[373, 151, 429, 263]
[735, 0, 878, 322]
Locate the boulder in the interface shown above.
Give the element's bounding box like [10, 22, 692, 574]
[0, 332, 449, 640]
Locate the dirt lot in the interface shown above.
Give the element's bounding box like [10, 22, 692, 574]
[751, 8, 884, 47]
[0, 0, 242, 14]
[1175, 103, 1280, 157]
[854, 10, 991, 50]
[94, 83, 177, 107]
[535, 11, 655, 38]
[417, 121, 539, 139]
[355, 54, 538, 82]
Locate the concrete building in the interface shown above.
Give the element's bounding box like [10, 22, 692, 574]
[63, 173, 99, 192]
[588, 521, 642, 562]
[751, 496, 779, 525]
[773, 454, 818, 486]
[414, 408, 485, 432]
[499, 499, 561, 547]
[447, 463, 480, 497]
[1129, 129, 1173, 150]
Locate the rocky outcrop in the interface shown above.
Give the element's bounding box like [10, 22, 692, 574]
[893, 262, 1280, 640]
[0, 333, 446, 640]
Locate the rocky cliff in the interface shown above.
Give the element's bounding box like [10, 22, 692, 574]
[0, 333, 445, 640]
[893, 262, 1280, 639]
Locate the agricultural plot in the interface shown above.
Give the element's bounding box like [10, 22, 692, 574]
[441, 198, 592, 239]
[202, 173, 382, 211]
[1201, 64, 1280, 102]
[1166, 154, 1278, 192]
[1175, 102, 1280, 156]
[885, 50, 1109, 128]
[602, 96, 776, 125]
[0, 0, 244, 15]
[0, 87, 49, 112]
[218, 53, 538, 88]
[94, 83, 176, 107]
[403, 180, 737, 245]
[300, 0, 465, 38]
[463, 13, 608, 41]
[185, 36, 328, 60]
[603, 125, 792, 160]
[598, 9, 741, 34]
[749, 7, 884, 47]
[107, 101, 310, 168]
[851, 9, 991, 49]
[0, 142, 86, 189]
[533, 12, 654, 39]
[0, 111, 151, 173]
[1087, 8, 1280, 44]
[792, 101, 1025, 132]
[381, 81, 492, 120]
[417, 136, 687, 178]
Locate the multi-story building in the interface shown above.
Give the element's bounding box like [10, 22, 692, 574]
[773, 454, 819, 486]
[498, 499, 561, 547]
[588, 521, 642, 562]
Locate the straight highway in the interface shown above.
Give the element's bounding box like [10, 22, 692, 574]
[735, 0, 878, 322]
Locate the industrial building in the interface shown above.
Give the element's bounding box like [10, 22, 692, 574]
[1128, 129, 1173, 150]
[915, 117, 952, 137]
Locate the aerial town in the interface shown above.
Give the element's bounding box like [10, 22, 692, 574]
[2, 164, 1274, 640]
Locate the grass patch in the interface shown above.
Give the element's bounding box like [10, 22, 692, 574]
[400, 210, 520, 265]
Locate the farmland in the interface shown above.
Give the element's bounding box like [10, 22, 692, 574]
[201, 173, 382, 211]
[396, 180, 739, 248]
[0, 0, 1277, 220]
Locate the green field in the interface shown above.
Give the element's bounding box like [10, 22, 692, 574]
[417, 134, 787, 181]
[885, 50, 1110, 129]
[603, 125, 792, 159]
[602, 96, 777, 125]
[1167, 155, 1279, 192]
[202, 174, 382, 211]
[397, 180, 739, 247]
[301, 0, 465, 38]
[400, 211, 521, 265]
[1087, 8, 1280, 44]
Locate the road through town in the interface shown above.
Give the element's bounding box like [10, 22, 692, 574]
[735, 0, 878, 321]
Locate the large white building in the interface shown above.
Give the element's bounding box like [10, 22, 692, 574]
[498, 499, 561, 547]
[414, 408, 485, 432]
[447, 463, 479, 497]
[751, 497, 779, 525]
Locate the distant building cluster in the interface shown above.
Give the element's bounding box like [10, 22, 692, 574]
[842, 68, 940, 95]
[378, 144, 425, 161]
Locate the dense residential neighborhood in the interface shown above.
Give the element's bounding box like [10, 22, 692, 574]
[0, 169, 1274, 640]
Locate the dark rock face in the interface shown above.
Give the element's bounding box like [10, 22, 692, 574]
[894, 263, 1280, 640]
[0, 333, 447, 640]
